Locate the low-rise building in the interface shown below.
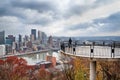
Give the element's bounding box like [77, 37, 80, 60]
[0, 45, 6, 56]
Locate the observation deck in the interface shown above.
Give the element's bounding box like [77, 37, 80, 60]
[60, 41, 120, 80]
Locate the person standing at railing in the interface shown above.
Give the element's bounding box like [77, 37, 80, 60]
[62, 43, 65, 52]
[68, 38, 72, 53]
[68, 38, 72, 48]
[60, 42, 65, 52]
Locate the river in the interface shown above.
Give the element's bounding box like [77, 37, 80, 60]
[21, 50, 60, 65]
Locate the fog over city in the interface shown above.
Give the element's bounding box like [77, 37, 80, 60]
[0, 0, 120, 37]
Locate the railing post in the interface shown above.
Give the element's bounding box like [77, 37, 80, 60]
[90, 43, 94, 58]
[73, 46, 76, 54]
[111, 42, 115, 58]
[111, 48, 115, 58]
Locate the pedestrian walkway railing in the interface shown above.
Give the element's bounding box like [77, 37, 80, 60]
[61, 41, 120, 58]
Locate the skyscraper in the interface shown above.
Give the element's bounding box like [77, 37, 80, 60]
[18, 34, 22, 50]
[48, 36, 53, 47]
[0, 31, 5, 44]
[24, 35, 29, 42]
[30, 34, 35, 42]
[38, 30, 42, 41]
[6, 35, 15, 45]
[7, 35, 15, 42]
[31, 29, 36, 40]
[41, 32, 47, 44]
[19, 34, 22, 43]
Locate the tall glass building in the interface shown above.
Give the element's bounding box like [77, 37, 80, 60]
[0, 31, 5, 44]
[31, 29, 36, 40]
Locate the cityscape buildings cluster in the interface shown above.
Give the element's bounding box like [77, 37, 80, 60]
[0, 29, 61, 55]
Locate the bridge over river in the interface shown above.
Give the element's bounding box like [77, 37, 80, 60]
[60, 41, 120, 80]
[0, 48, 59, 59]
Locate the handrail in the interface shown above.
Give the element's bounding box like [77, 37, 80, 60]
[63, 45, 120, 59]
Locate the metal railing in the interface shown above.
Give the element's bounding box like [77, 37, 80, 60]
[61, 41, 120, 58]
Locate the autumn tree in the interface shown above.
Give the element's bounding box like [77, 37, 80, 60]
[61, 56, 89, 80]
[35, 68, 52, 80]
[0, 56, 35, 80]
[97, 61, 120, 80]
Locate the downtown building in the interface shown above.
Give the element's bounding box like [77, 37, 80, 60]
[0, 31, 5, 55]
[31, 29, 36, 40]
[6, 35, 16, 54]
[38, 30, 47, 44]
[0, 31, 5, 44]
[48, 36, 53, 48]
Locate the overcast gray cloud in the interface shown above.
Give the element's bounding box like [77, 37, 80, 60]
[11, 0, 56, 12]
[0, 0, 120, 37]
[93, 12, 120, 32]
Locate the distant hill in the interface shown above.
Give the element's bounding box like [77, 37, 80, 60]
[53, 36, 120, 41]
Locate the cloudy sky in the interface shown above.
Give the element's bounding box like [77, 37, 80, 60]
[0, 0, 120, 37]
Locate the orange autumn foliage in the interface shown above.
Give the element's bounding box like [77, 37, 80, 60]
[36, 68, 51, 80]
[97, 61, 120, 80]
[0, 56, 58, 80]
[73, 58, 89, 80]
[0, 56, 34, 80]
[62, 57, 89, 80]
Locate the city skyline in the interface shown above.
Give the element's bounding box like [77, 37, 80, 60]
[0, 0, 120, 37]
